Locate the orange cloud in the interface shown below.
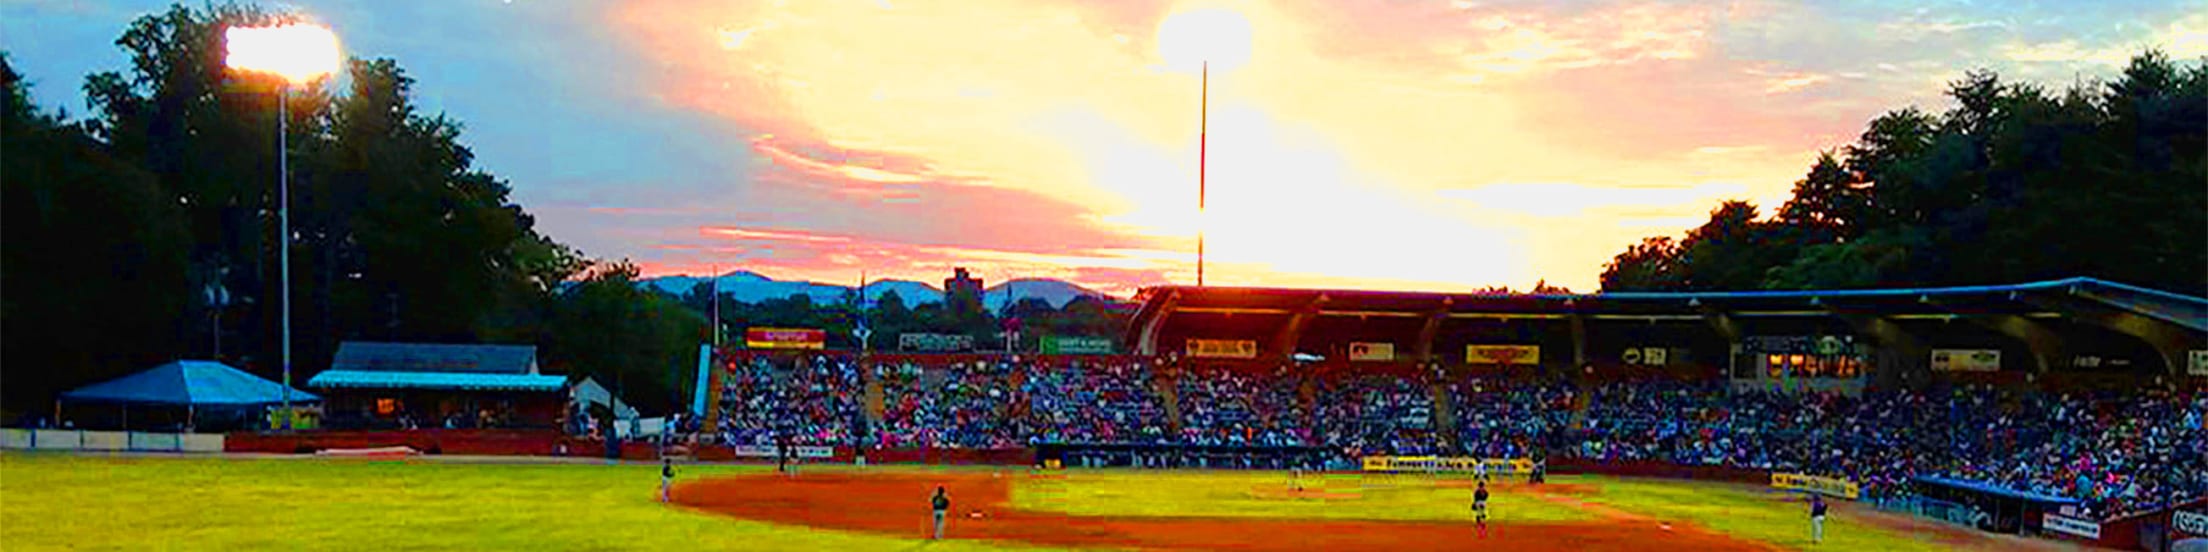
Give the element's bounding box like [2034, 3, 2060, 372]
[602, 0, 2166, 293]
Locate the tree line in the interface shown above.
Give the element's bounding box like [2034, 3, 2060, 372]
[1601, 51, 2206, 296]
[2, 4, 704, 417]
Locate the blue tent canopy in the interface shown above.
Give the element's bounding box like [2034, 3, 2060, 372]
[60, 360, 319, 406]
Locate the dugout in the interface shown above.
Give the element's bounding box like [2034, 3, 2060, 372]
[1910, 475, 2081, 536]
[1035, 442, 1330, 470]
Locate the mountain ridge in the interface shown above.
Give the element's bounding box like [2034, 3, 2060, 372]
[641, 270, 1119, 309]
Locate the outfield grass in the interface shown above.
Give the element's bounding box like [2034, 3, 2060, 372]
[1576, 476, 1956, 552]
[0, 453, 1049, 552]
[1012, 470, 1593, 522]
[4, 453, 1968, 551]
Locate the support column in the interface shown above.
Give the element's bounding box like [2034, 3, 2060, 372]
[1569, 311, 1588, 370]
[1414, 299, 1453, 364]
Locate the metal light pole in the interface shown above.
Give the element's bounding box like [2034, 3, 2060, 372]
[1197, 61, 1208, 287]
[279, 81, 293, 429]
[226, 23, 339, 432]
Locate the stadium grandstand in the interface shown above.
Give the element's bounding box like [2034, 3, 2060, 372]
[700, 276, 2204, 538]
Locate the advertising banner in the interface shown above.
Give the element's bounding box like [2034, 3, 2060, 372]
[1622, 346, 1670, 365]
[1361, 455, 1533, 474]
[1771, 473, 1861, 500]
[729, 444, 834, 459]
[898, 333, 975, 352]
[745, 328, 826, 350]
[1466, 345, 1540, 366]
[2189, 350, 2208, 376]
[2042, 513, 2102, 539]
[1349, 342, 1396, 362]
[1041, 336, 1116, 355]
[1187, 339, 1259, 359]
[2175, 509, 2208, 537]
[1930, 349, 2001, 372]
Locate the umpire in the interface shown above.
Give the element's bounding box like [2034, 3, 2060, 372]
[931, 486, 952, 539]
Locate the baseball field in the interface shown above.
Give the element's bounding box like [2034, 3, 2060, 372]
[1, 453, 2062, 551]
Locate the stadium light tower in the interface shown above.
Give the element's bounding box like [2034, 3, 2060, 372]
[227, 22, 340, 431]
[1156, 7, 1251, 287]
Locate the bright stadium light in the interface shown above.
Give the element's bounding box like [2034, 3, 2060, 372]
[226, 22, 341, 431]
[226, 24, 341, 85]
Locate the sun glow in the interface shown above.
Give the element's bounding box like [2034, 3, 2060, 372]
[1155, 6, 1254, 72]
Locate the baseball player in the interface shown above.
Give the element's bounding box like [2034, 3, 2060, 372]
[1473, 480, 1491, 525]
[931, 486, 952, 539]
[659, 458, 675, 503]
[1473, 459, 1490, 483]
[1809, 493, 1828, 543]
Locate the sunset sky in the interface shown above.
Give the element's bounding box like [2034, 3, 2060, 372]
[7, 0, 2203, 297]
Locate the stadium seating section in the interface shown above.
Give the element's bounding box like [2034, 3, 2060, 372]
[712, 353, 2206, 521]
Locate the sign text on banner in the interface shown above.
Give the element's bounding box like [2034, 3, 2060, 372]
[1041, 336, 1116, 355]
[2174, 509, 2208, 538]
[729, 445, 834, 459]
[1770, 473, 1861, 500]
[1349, 342, 1395, 362]
[1360, 456, 1533, 474]
[1930, 349, 2001, 372]
[1187, 339, 1258, 359]
[898, 333, 975, 352]
[745, 328, 826, 350]
[2041, 513, 2102, 539]
[1466, 345, 1540, 366]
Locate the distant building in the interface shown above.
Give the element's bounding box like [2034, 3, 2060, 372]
[306, 341, 570, 430]
[945, 267, 985, 314]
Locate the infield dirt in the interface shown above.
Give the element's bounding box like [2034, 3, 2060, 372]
[674, 472, 1776, 551]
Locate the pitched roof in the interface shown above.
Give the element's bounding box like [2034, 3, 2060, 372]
[306, 370, 568, 392]
[331, 342, 538, 375]
[62, 360, 320, 406]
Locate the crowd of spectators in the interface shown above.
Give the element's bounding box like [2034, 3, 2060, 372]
[703, 353, 2204, 520]
[1315, 375, 1438, 456]
[715, 355, 862, 447]
[1451, 377, 1575, 459]
[1022, 359, 1172, 445]
[877, 361, 1029, 449]
[1174, 366, 1312, 447]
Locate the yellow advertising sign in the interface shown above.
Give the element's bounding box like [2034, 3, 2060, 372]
[1361, 456, 1534, 474]
[1349, 342, 1395, 362]
[1186, 339, 1259, 359]
[1771, 473, 1861, 500]
[1930, 349, 2000, 372]
[1467, 345, 1541, 366]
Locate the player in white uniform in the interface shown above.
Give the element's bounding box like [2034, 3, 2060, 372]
[1473, 459, 1490, 482]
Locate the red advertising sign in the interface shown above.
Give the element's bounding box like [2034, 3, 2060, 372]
[744, 327, 826, 350]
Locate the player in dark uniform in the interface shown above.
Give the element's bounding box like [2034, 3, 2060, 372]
[1809, 493, 1828, 543]
[660, 458, 675, 503]
[1473, 480, 1491, 525]
[931, 486, 952, 539]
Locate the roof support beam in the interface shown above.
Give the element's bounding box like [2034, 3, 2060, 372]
[1699, 306, 1742, 343]
[1926, 297, 2068, 373]
[1131, 290, 1181, 356]
[1824, 306, 1927, 388]
[1569, 313, 1588, 369]
[1415, 299, 1452, 363]
[1270, 295, 1326, 360]
[2021, 293, 2202, 376]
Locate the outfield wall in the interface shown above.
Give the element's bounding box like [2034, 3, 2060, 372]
[0, 429, 224, 453]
